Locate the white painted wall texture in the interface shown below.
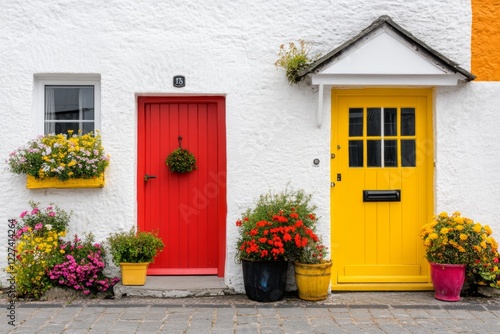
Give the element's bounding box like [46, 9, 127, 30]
[1, 0, 497, 292]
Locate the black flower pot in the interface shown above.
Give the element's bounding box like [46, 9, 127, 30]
[241, 258, 288, 302]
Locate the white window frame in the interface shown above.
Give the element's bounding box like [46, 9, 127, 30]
[33, 74, 101, 135]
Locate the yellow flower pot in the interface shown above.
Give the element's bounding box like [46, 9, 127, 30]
[119, 263, 150, 286]
[26, 174, 105, 189]
[294, 260, 332, 301]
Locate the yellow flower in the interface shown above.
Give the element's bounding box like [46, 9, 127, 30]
[439, 212, 448, 218]
[430, 233, 438, 240]
[473, 223, 482, 233]
[456, 225, 464, 231]
[481, 241, 487, 249]
[459, 234, 468, 241]
[60, 249, 65, 254]
[440, 228, 449, 235]
[485, 225, 493, 235]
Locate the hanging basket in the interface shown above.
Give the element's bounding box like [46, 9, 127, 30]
[165, 148, 196, 173]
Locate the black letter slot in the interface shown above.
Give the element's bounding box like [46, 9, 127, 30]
[363, 190, 401, 202]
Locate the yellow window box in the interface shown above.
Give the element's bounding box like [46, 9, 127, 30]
[26, 174, 105, 189]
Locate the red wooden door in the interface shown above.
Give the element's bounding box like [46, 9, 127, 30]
[137, 96, 226, 276]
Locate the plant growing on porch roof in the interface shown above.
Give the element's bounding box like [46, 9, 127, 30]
[275, 40, 320, 84]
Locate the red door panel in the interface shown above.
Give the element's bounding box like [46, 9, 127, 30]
[137, 96, 226, 276]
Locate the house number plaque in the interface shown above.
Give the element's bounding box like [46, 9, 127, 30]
[173, 75, 185, 88]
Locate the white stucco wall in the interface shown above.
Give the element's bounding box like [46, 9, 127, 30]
[435, 83, 500, 226]
[1, 0, 492, 292]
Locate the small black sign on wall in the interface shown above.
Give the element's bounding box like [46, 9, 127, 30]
[173, 75, 185, 88]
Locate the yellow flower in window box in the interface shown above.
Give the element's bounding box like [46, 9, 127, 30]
[7, 131, 109, 188]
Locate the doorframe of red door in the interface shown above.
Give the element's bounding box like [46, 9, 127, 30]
[137, 95, 227, 277]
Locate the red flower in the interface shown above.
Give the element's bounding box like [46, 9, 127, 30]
[283, 233, 292, 242]
[256, 220, 267, 227]
[290, 212, 299, 219]
[236, 220, 242, 227]
[259, 237, 267, 243]
[295, 233, 302, 248]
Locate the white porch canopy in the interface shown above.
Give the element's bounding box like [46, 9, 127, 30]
[299, 16, 475, 127]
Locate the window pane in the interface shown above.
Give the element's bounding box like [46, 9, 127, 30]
[349, 108, 363, 137]
[349, 140, 363, 167]
[401, 108, 415, 136]
[45, 85, 94, 134]
[83, 122, 95, 134]
[367, 108, 381, 136]
[402, 140, 416, 167]
[45, 122, 80, 135]
[367, 140, 381, 167]
[384, 108, 397, 136]
[384, 140, 397, 167]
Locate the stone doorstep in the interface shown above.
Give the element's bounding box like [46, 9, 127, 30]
[113, 276, 237, 299]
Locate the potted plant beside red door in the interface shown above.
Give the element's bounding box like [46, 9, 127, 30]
[107, 228, 164, 286]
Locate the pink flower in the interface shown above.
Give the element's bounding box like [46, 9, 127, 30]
[34, 223, 43, 230]
[48, 212, 55, 217]
[31, 208, 39, 215]
[20, 211, 28, 218]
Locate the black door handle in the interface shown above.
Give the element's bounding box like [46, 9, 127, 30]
[144, 174, 157, 182]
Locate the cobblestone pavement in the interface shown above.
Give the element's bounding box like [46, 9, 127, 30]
[3, 292, 500, 333]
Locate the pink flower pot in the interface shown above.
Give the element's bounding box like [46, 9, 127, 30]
[430, 263, 466, 302]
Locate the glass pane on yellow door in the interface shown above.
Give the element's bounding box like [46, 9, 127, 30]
[401, 108, 415, 136]
[349, 140, 363, 167]
[401, 140, 416, 167]
[384, 140, 397, 167]
[384, 108, 397, 136]
[367, 140, 381, 167]
[367, 108, 381, 136]
[349, 108, 363, 136]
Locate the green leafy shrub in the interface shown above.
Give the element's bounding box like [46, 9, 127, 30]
[107, 228, 165, 265]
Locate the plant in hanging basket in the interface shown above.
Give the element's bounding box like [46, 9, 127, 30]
[165, 148, 196, 173]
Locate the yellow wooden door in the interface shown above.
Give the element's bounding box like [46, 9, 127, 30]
[331, 89, 434, 290]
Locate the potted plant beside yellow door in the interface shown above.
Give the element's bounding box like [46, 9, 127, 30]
[420, 212, 500, 301]
[107, 228, 164, 286]
[288, 212, 332, 301]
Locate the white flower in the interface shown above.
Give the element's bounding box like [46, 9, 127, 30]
[45, 224, 52, 231]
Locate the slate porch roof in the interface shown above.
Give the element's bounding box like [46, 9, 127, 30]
[298, 15, 475, 82]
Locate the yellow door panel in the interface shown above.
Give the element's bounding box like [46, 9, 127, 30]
[331, 89, 433, 291]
